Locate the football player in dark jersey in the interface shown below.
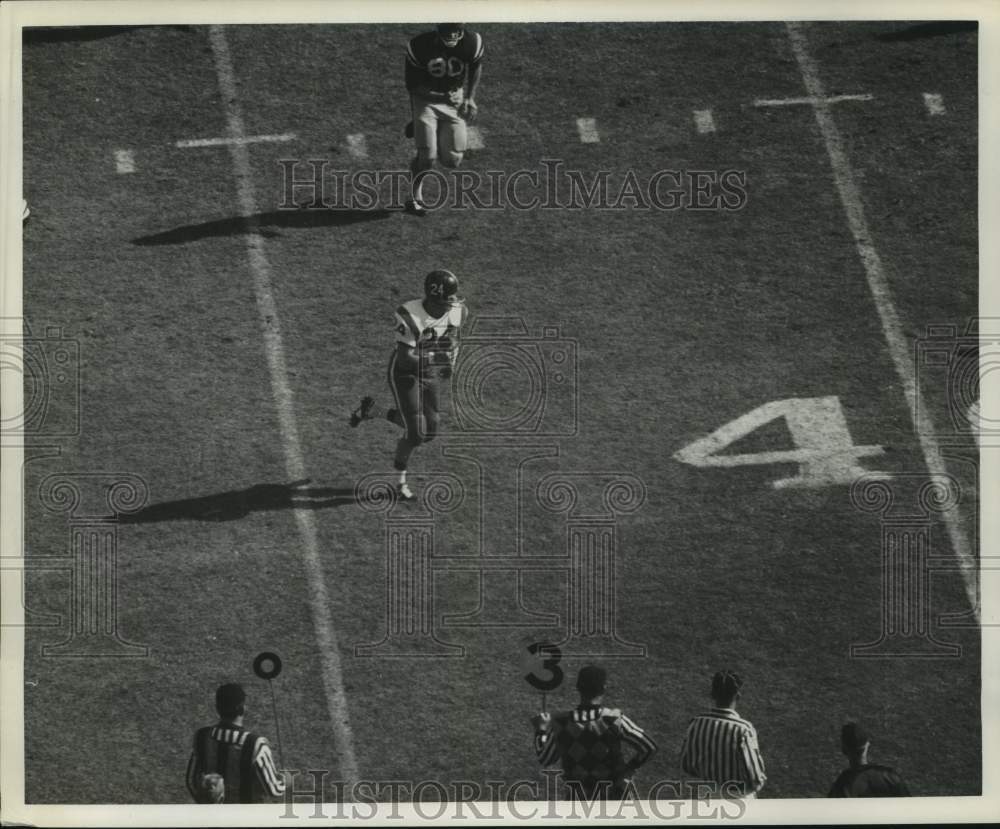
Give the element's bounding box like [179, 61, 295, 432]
[349, 270, 468, 500]
[403, 23, 484, 215]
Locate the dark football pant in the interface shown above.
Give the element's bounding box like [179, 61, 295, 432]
[387, 368, 439, 471]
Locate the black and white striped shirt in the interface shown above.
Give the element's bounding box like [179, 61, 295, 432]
[535, 705, 657, 792]
[186, 722, 285, 803]
[679, 707, 766, 797]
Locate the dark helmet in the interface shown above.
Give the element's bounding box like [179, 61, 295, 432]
[436, 23, 465, 47]
[576, 665, 607, 697]
[424, 269, 461, 304]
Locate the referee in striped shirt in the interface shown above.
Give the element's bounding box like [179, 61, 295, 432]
[679, 670, 767, 799]
[186, 683, 286, 803]
[532, 665, 657, 800]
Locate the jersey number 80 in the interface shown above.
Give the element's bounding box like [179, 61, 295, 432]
[427, 57, 465, 78]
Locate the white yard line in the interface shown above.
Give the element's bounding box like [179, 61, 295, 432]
[693, 109, 716, 134]
[207, 25, 361, 783]
[923, 92, 946, 116]
[785, 22, 979, 618]
[753, 93, 874, 107]
[346, 133, 368, 159]
[114, 149, 135, 173]
[575, 117, 600, 143]
[175, 132, 296, 148]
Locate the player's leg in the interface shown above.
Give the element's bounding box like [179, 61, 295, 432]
[436, 105, 468, 169]
[385, 407, 405, 429]
[350, 351, 395, 427]
[420, 379, 440, 442]
[385, 352, 412, 431]
[408, 96, 438, 211]
[387, 370, 425, 499]
[349, 394, 378, 427]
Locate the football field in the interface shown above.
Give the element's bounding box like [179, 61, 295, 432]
[17, 19, 982, 803]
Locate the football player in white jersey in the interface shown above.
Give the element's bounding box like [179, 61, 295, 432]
[350, 270, 468, 500]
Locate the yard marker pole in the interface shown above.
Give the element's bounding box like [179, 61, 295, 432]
[267, 679, 285, 769]
[253, 651, 287, 770]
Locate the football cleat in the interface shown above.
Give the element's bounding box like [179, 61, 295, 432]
[404, 120, 414, 139]
[396, 483, 415, 501]
[349, 395, 376, 427]
[405, 198, 427, 216]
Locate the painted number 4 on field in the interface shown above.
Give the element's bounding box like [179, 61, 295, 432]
[674, 396, 886, 489]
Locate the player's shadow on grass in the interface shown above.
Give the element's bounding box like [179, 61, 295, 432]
[131, 209, 392, 247]
[24, 26, 194, 44]
[876, 21, 977, 41]
[119, 480, 361, 523]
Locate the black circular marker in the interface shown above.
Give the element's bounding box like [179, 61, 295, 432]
[253, 651, 282, 680]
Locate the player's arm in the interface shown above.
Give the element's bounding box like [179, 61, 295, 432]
[466, 62, 483, 106]
[617, 713, 657, 771]
[251, 738, 286, 799]
[460, 34, 484, 117]
[185, 749, 202, 801]
[186, 729, 210, 801]
[394, 342, 424, 377]
[394, 307, 423, 373]
[679, 724, 697, 777]
[738, 728, 767, 795]
[437, 303, 468, 378]
[531, 712, 560, 767]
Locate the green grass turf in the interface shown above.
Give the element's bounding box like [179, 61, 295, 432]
[21, 21, 979, 802]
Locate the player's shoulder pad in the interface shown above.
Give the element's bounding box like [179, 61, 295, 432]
[465, 31, 485, 62]
[600, 707, 624, 720]
[398, 299, 424, 320]
[407, 30, 435, 64]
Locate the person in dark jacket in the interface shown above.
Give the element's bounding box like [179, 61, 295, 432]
[828, 722, 911, 797]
